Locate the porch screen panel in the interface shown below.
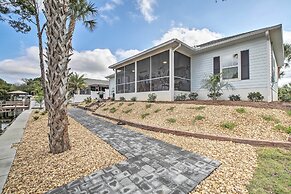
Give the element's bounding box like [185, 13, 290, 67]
[151, 50, 169, 78]
[116, 67, 125, 93]
[174, 51, 191, 91]
[124, 63, 135, 93]
[137, 57, 150, 92]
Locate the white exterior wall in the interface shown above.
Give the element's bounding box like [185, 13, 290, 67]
[191, 37, 274, 101]
[108, 77, 115, 98]
[116, 91, 171, 101]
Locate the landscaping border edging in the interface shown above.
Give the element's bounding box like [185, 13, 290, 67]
[75, 106, 291, 149]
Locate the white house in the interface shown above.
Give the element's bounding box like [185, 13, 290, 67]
[108, 25, 284, 102]
[105, 73, 115, 98]
[72, 78, 109, 103]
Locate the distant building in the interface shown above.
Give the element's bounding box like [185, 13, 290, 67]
[72, 78, 109, 103]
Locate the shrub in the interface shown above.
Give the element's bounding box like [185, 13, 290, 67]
[119, 97, 126, 101]
[33, 115, 39, 121]
[34, 110, 39, 114]
[141, 113, 150, 119]
[175, 94, 187, 101]
[188, 92, 198, 100]
[84, 97, 92, 104]
[278, 84, 291, 102]
[287, 110, 291, 116]
[261, 115, 280, 123]
[166, 118, 176, 123]
[145, 104, 152, 109]
[236, 108, 246, 113]
[229, 94, 241, 101]
[123, 109, 132, 114]
[110, 97, 115, 101]
[109, 107, 117, 113]
[247, 92, 264, 102]
[148, 93, 157, 102]
[221, 122, 236, 129]
[103, 108, 109, 111]
[130, 97, 137, 101]
[201, 73, 234, 100]
[128, 103, 134, 106]
[166, 106, 175, 111]
[274, 124, 291, 134]
[194, 115, 205, 120]
[118, 102, 124, 107]
[154, 108, 161, 113]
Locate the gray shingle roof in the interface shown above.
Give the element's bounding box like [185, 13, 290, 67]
[84, 78, 109, 86]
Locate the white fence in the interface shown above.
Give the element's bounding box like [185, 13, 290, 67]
[72, 89, 110, 103]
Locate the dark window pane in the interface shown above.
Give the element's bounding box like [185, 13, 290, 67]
[241, 50, 249, 80]
[137, 57, 150, 81]
[222, 67, 238, 79]
[151, 77, 169, 91]
[117, 84, 124, 93]
[125, 63, 135, 83]
[116, 67, 124, 84]
[174, 51, 191, 79]
[213, 56, 220, 75]
[174, 78, 190, 91]
[152, 50, 169, 78]
[137, 80, 150, 92]
[125, 83, 135, 93]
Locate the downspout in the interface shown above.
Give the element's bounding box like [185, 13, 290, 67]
[170, 42, 182, 101]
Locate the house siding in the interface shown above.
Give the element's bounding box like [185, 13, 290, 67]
[191, 37, 274, 101]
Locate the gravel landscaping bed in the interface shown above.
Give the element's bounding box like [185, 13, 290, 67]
[94, 102, 290, 142]
[3, 112, 125, 193]
[95, 114, 257, 194]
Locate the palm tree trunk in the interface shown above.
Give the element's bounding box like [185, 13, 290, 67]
[44, 0, 71, 154]
[34, 2, 48, 110]
[68, 15, 76, 51]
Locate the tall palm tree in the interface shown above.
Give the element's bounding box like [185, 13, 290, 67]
[68, 0, 97, 51]
[44, 0, 71, 154]
[68, 72, 86, 95]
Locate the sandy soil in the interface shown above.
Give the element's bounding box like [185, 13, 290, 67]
[3, 112, 125, 194]
[94, 102, 290, 141]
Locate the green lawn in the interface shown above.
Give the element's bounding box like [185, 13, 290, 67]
[247, 148, 291, 194]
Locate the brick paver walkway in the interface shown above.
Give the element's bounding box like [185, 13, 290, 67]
[47, 108, 220, 194]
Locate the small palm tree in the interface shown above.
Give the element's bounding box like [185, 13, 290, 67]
[68, 72, 86, 95]
[201, 73, 234, 100]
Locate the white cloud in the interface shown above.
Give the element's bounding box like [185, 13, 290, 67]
[115, 49, 141, 60]
[279, 66, 291, 86]
[69, 49, 117, 79]
[99, 0, 122, 12]
[0, 46, 40, 83]
[137, 0, 157, 23]
[0, 47, 118, 83]
[283, 30, 291, 44]
[153, 27, 223, 46]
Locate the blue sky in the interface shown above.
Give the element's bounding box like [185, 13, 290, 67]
[0, 0, 291, 84]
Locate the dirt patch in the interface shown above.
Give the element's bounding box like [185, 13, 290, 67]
[3, 113, 125, 194]
[93, 102, 290, 142]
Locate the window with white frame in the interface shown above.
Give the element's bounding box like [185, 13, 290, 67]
[222, 53, 239, 80]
